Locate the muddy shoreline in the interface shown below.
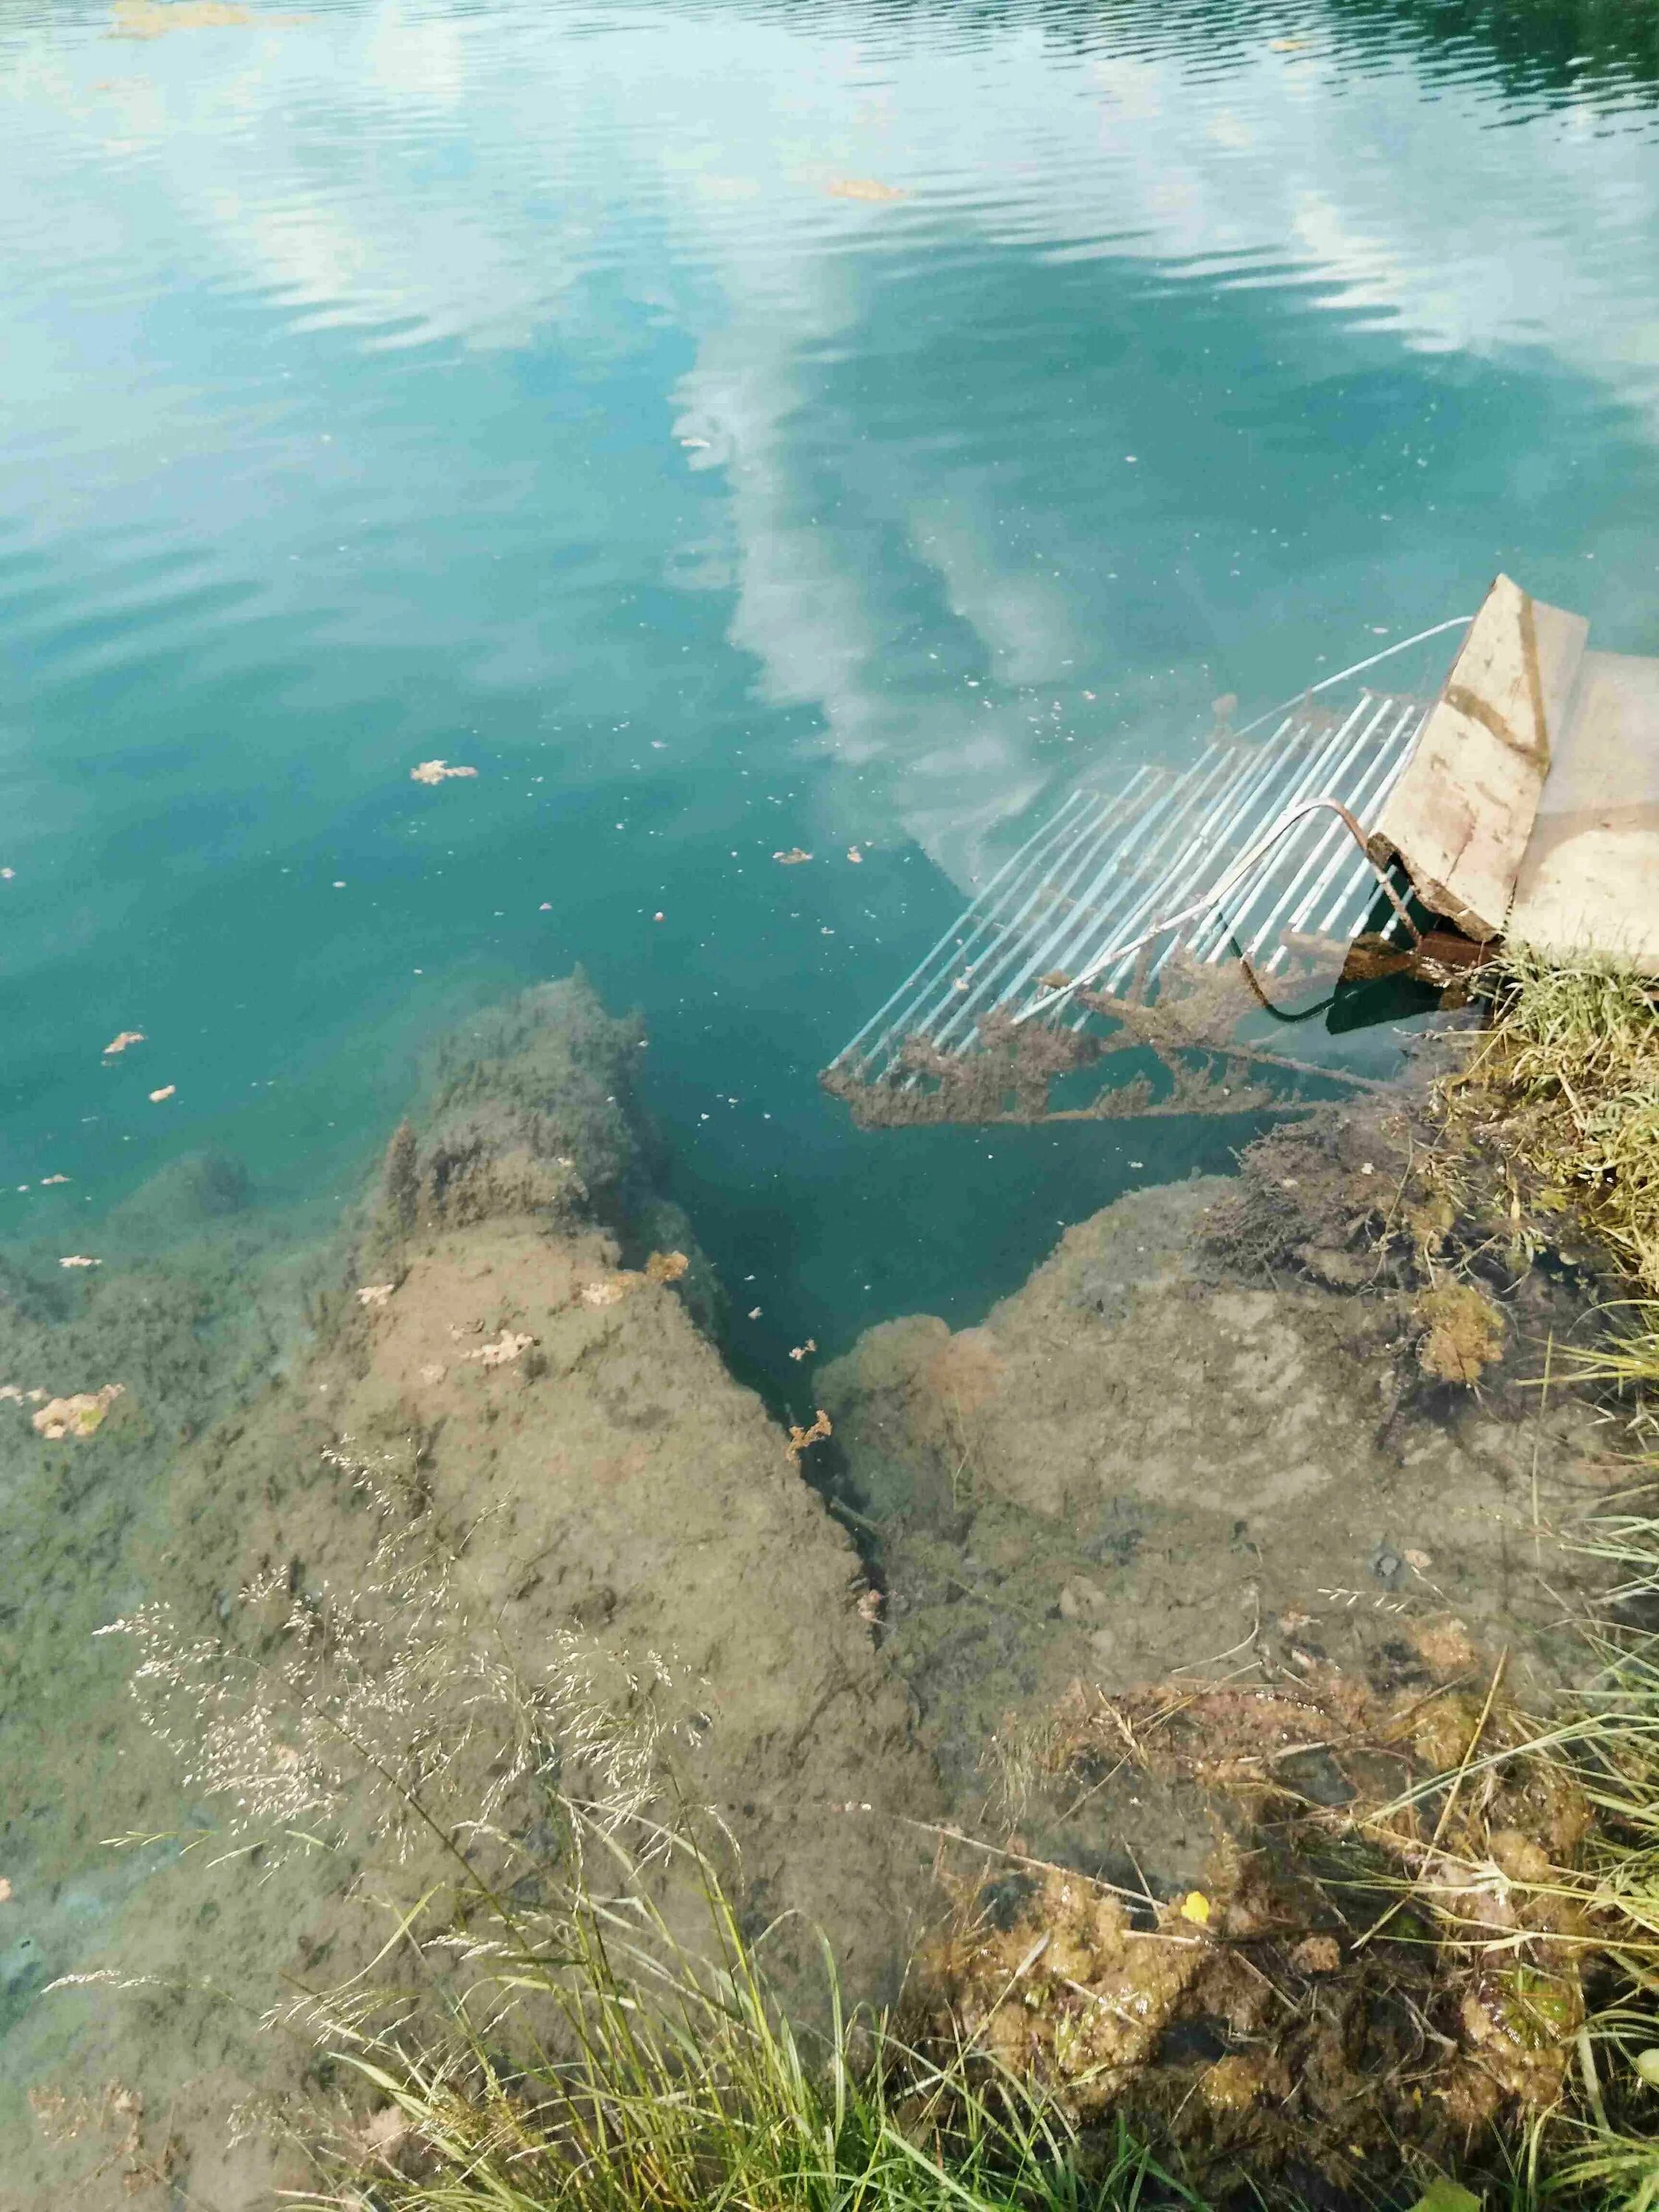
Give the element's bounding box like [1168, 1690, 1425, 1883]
[0, 978, 1625, 2205]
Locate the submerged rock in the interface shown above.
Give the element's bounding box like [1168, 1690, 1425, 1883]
[822, 1145, 1605, 1807]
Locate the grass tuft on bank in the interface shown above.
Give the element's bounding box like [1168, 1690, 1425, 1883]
[1441, 949, 1659, 1301]
[286, 1832, 1189, 2212]
[1433, 951, 1659, 2205]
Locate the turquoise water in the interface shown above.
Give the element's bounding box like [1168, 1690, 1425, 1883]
[4, 0, 1659, 1390]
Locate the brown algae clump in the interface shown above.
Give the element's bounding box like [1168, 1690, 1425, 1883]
[1414, 1280, 1506, 1385]
[917, 1661, 1592, 2186]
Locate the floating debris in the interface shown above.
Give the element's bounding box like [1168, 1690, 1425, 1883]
[103, 1031, 145, 1056]
[1, 868, 13, 881]
[58, 1255, 101, 1270]
[111, 0, 303, 35]
[355, 1282, 395, 1307]
[644, 1249, 689, 1284]
[788, 1338, 817, 1361]
[41, 1174, 70, 1186]
[1414, 1281, 1506, 1386]
[772, 847, 813, 866]
[582, 1279, 628, 1308]
[0, 1877, 11, 1904]
[847, 846, 863, 864]
[787, 1408, 832, 1458]
[824, 176, 908, 203]
[148, 1085, 175, 1102]
[466, 1329, 534, 1367]
[31, 1383, 124, 1440]
[410, 759, 479, 786]
[856, 1587, 881, 1625]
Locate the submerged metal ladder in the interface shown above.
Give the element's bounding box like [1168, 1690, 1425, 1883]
[824, 619, 1472, 1103]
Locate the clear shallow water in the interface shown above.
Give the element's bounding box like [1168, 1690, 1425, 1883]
[3, 0, 1659, 1389]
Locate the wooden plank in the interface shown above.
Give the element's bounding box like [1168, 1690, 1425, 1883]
[1508, 648, 1659, 974]
[1367, 574, 1587, 939]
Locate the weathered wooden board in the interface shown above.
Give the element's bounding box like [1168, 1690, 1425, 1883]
[1508, 648, 1659, 974]
[1368, 574, 1587, 939]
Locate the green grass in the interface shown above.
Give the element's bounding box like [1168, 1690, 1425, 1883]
[1436, 954, 1659, 2208]
[285, 1830, 1193, 2212]
[1445, 950, 1659, 1295]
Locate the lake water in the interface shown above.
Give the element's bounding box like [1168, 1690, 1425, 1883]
[3, 0, 1659, 1391]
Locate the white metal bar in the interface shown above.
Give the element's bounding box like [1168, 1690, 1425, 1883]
[1270, 700, 1419, 942]
[1093, 726, 1325, 997]
[828, 787, 1094, 1071]
[1014, 796, 1418, 1027]
[1184, 695, 1386, 968]
[887, 790, 1120, 1050]
[1228, 696, 1399, 964]
[1256, 701, 1427, 974]
[1135, 696, 1380, 988]
[990, 742, 1257, 1021]
[928, 750, 1231, 1051]
[1229, 613, 1473, 740]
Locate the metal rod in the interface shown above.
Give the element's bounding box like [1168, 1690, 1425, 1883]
[1137, 695, 1380, 987]
[928, 751, 1228, 1051]
[827, 788, 1093, 1071]
[1043, 726, 1311, 1005]
[1267, 701, 1421, 945]
[1231, 697, 1399, 964]
[1229, 613, 1474, 741]
[1257, 703, 1427, 974]
[990, 742, 1251, 1011]
[877, 789, 1117, 1054]
[1012, 797, 1419, 1026]
[1177, 698, 1382, 972]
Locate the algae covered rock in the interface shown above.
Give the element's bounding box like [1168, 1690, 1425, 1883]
[0, 973, 939, 2211]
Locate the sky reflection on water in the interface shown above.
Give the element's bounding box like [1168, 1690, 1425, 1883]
[1, 0, 1658, 1371]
